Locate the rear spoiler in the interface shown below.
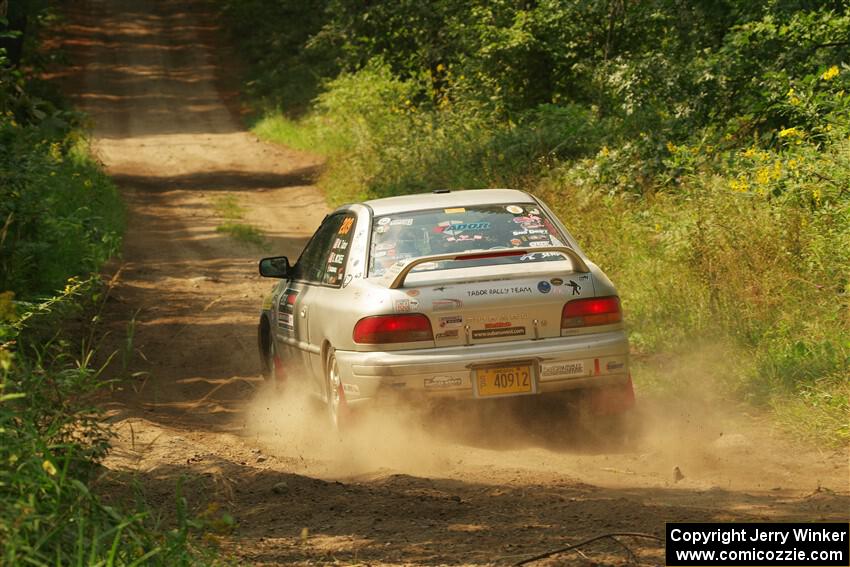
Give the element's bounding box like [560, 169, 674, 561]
[383, 246, 590, 289]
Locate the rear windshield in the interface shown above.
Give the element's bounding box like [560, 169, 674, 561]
[368, 203, 569, 277]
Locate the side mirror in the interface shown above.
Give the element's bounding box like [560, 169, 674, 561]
[259, 256, 290, 278]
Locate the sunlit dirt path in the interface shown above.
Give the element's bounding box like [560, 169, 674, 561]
[53, 1, 849, 565]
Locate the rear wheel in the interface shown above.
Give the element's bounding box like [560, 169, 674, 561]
[325, 350, 347, 430]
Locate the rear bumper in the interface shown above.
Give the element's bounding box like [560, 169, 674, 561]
[334, 330, 629, 404]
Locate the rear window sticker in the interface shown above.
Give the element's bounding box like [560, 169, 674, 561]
[326, 265, 338, 274]
[375, 242, 395, 251]
[377, 217, 392, 225]
[529, 208, 541, 215]
[375, 225, 389, 234]
[390, 218, 414, 226]
[444, 207, 466, 214]
[332, 238, 349, 250]
[510, 238, 522, 246]
[529, 241, 550, 247]
[506, 205, 524, 214]
[512, 229, 529, 236]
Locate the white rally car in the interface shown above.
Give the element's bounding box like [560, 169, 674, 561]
[258, 189, 634, 431]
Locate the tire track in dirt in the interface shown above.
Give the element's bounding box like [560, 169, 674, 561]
[54, 1, 848, 565]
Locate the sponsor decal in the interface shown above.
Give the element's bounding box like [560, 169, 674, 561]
[432, 299, 463, 311]
[550, 277, 564, 286]
[521, 222, 544, 230]
[328, 252, 345, 264]
[446, 234, 483, 242]
[261, 295, 273, 310]
[375, 225, 389, 234]
[528, 208, 541, 215]
[578, 274, 589, 280]
[444, 207, 465, 214]
[466, 313, 527, 323]
[342, 383, 360, 395]
[467, 286, 533, 297]
[390, 218, 413, 226]
[436, 221, 491, 236]
[527, 228, 549, 235]
[567, 280, 582, 295]
[520, 252, 562, 261]
[394, 298, 419, 312]
[606, 361, 625, 371]
[538, 281, 552, 293]
[424, 376, 463, 388]
[326, 265, 338, 274]
[472, 327, 526, 339]
[541, 360, 587, 378]
[417, 261, 438, 271]
[377, 217, 392, 225]
[512, 216, 539, 224]
[484, 321, 512, 329]
[405, 289, 420, 297]
[506, 205, 524, 214]
[433, 285, 448, 292]
[435, 329, 459, 339]
[529, 240, 550, 247]
[375, 242, 395, 251]
[279, 312, 294, 330]
[439, 315, 464, 328]
[510, 238, 522, 246]
[332, 238, 349, 250]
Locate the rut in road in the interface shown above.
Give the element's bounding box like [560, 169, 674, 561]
[53, 0, 849, 565]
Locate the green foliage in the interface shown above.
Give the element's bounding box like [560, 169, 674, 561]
[211, 195, 268, 248]
[0, 284, 226, 564]
[0, 128, 124, 298]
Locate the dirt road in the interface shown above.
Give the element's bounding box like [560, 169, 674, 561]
[55, 0, 848, 564]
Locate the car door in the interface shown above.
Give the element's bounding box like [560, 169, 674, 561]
[284, 213, 353, 393]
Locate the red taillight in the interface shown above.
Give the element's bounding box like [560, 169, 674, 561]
[561, 296, 622, 329]
[353, 314, 434, 344]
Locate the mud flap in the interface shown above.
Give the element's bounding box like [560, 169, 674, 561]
[588, 374, 635, 416]
[273, 355, 287, 385]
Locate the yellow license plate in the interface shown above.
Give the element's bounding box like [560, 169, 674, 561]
[475, 365, 534, 397]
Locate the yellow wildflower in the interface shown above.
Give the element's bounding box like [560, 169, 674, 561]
[666, 141, 677, 153]
[821, 66, 839, 81]
[779, 127, 800, 138]
[42, 460, 57, 476]
[743, 147, 757, 158]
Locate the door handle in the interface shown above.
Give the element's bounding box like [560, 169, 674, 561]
[300, 308, 307, 318]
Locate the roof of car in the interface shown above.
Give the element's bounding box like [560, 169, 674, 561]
[362, 188, 535, 217]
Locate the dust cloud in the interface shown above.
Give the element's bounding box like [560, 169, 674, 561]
[245, 345, 847, 494]
[246, 379, 456, 479]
